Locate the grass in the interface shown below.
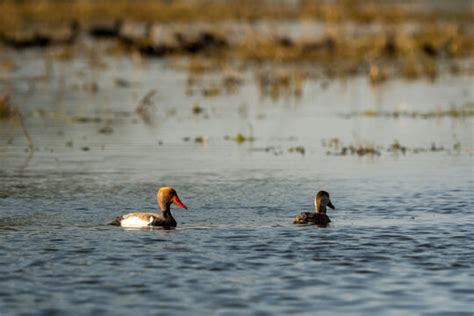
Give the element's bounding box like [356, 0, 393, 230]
[1, 0, 472, 31]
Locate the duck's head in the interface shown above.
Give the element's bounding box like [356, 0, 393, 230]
[314, 191, 335, 214]
[157, 187, 188, 211]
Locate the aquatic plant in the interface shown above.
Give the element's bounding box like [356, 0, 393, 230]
[0, 94, 15, 120]
[98, 119, 114, 135]
[194, 136, 208, 144]
[388, 140, 407, 154]
[202, 85, 220, 97]
[322, 138, 464, 156]
[225, 134, 255, 144]
[288, 146, 305, 155]
[136, 90, 156, 124]
[346, 103, 474, 119]
[192, 103, 203, 115]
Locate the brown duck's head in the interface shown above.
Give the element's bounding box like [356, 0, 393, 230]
[314, 191, 335, 214]
[157, 187, 188, 211]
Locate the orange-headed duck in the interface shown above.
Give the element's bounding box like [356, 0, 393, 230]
[110, 187, 187, 228]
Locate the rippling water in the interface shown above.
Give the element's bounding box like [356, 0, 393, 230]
[1, 51, 473, 315]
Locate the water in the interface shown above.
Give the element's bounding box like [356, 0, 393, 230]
[0, 50, 473, 315]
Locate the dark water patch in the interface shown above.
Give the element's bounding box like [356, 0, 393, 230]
[97, 256, 130, 263]
[74, 247, 96, 254]
[41, 247, 59, 252]
[37, 308, 66, 316]
[77, 278, 101, 285]
[451, 288, 474, 294]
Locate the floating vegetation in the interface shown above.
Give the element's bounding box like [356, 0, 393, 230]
[288, 146, 305, 155]
[98, 119, 114, 134]
[0, 94, 16, 120]
[194, 136, 208, 144]
[225, 133, 255, 144]
[328, 144, 382, 157]
[136, 90, 156, 124]
[72, 116, 102, 123]
[222, 71, 243, 93]
[250, 146, 284, 156]
[186, 68, 243, 97]
[181, 136, 208, 144]
[388, 140, 407, 154]
[323, 138, 464, 156]
[345, 104, 474, 119]
[114, 78, 131, 88]
[192, 102, 203, 115]
[202, 85, 220, 97]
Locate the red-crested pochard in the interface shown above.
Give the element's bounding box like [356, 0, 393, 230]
[109, 187, 188, 228]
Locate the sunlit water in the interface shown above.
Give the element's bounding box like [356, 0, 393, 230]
[0, 50, 473, 315]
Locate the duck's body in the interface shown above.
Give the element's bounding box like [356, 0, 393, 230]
[109, 187, 187, 228]
[110, 211, 177, 228]
[293, 191, 335, 227]
[293, 212, 331, 226]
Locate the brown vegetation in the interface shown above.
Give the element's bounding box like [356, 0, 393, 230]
[0, 94, 15, 120]
[1, 0, 472, 31]
[0, 0, 472, 82]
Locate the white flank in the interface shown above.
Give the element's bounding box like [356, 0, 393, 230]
[120, 216, 153, 228]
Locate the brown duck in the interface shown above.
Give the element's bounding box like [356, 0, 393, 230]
[293, 191, 335, 227]
[109, 187, 188, 228]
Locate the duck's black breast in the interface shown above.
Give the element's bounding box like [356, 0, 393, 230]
[151, 214, 177, 228]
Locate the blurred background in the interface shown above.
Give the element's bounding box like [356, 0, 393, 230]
[0, 0, 473, 169]
[0, 0, 474, 167]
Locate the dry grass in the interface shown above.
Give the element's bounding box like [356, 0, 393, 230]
[231, 23, 474, 80]
[1, 0, 472, 32]
[0, 0, 472, 81]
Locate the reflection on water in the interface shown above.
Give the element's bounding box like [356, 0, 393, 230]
[0, 51, 473, 315]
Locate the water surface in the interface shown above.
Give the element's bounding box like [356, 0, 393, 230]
[0, 50, 473, 315]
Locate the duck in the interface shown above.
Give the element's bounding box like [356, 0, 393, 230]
[293, 191, 335, 227]
[109, 187, 187, 228]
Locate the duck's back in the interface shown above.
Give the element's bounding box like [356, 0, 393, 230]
[293, 212, 331, 226]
